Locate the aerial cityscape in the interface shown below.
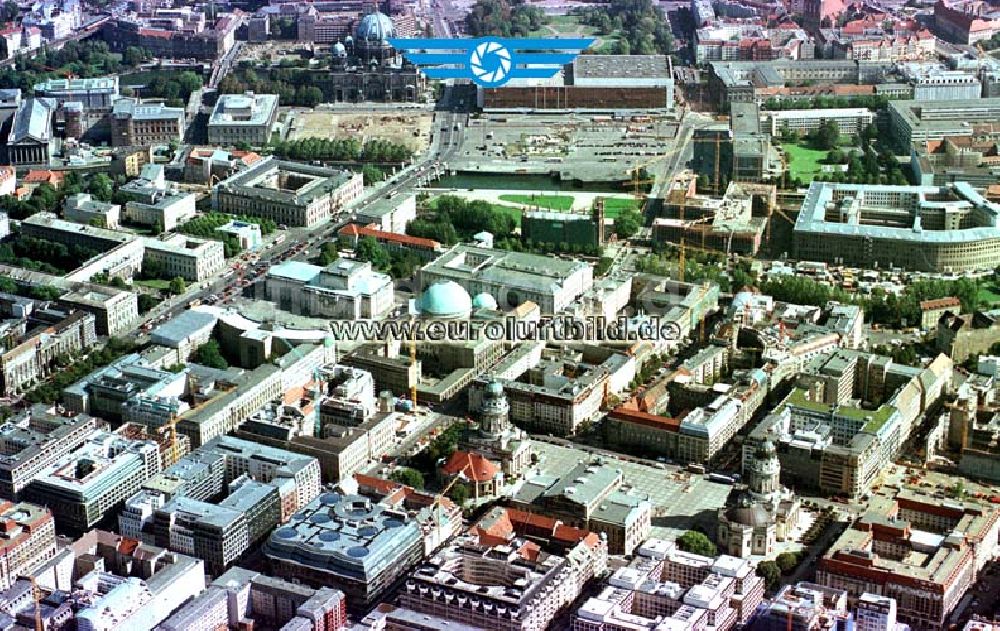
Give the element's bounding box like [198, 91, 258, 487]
[0, 0, 996, 628]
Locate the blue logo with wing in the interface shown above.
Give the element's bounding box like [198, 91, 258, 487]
[389, 37, 594, 88]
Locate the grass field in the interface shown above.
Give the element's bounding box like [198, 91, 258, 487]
[780, 142, 832, 180]
[977, 281, 1000, 307]
[135, 279, 171, 291]
[498, 193, 576, 211]
[603, 197, 640, 219]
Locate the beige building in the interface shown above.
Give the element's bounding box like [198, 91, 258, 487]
[0, 502, 57, 590]
[816, 490, 999, 630]
[141, 235, 226, 283]
[0, 310, 97, 397]
[110, 99, 185, 148]
[214, 158, 363, 228]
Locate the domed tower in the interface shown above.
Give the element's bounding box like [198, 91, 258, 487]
[417, 281, 472, 319]
[478, 378, 510, 440]
[331, 40, 348, 70]
[355, 11, 396, 63]
[748, 438, 781, 502]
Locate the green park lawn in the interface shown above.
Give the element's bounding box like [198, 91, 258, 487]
[780, 142, 832, 181]
[135, 279, 171, 291]
[498, 193, 576, 211]
[977, 281, 1000, 307]
[602, 197, 640, 219]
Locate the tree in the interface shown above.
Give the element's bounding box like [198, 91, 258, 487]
[191, 340, 229, 370]
[355, 236, 391, 271]
[362, 164, 386, 185]
[138, 293, 159, 314]
[757, 560, 782, 591]
[775, 551, 799, 574]
[448, 481, 470, 505]
[87, 173, 114, 202]
[809, 119, 840, 151]
[390, 467, 426, 489]
[614, 208, 642, 239]
[676, 530, 717, 557]
[0, 277, 16, 294]
[168, 276, 186, 295]
[29, 285, 61, 301]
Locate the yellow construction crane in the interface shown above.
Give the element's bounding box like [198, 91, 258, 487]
[30, 577, 42, 631]
[409, 324, 418, 407]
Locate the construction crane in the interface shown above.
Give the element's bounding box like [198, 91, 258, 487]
[409, 322, 418, 407]
[29, 577, 42, 631]
[432, 464, 466, 542]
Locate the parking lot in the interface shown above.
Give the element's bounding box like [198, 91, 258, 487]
[531, 441, 733, 541]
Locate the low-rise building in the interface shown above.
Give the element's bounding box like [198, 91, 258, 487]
[754, 582, 853, 630]
[265, 259, 393, 319]
[207, 92, 279, 147]
[216, 220, 262, 250]
[64, 193, 121, 229]
[512, 459, 652, 555]
[149, 310, 218, 360]
[765, 108, 874, 137]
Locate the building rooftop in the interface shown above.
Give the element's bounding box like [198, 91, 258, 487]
[573, 54, 672, 80]
[209, 92, 279, 127]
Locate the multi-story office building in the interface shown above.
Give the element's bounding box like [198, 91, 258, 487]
[754, 582, 853, 630]
[0, 405, 101, 499]
[124, 437, 316, 573]
[745, 349, 952, 499]
[512, 459, 652, 555]
[265, 259, 394, 319]
[141, 235, 226, 282]
[21, 430, 160, 532]
[207, 92, 279, 147]
[816, 489, 999, 629]
[0, 501, 56, 591]
[33, 76, 118, 110]
[909, 69, 982, 101]
[0, 308, 97, 397]
[401, 529, 605, 631]
[264, 488, 424, 609]
[855, 593, 902, 631]
[794, 181, 1000, 273]
[420, 245, 593, 314]
[145, 479, 280, 575]
[214, 158, 363, 228]
[888, 98, 1000, 148]
[110, 98, 185, 147]
[159, 567, 346, 631]
[574, 540, 765, 631]
[0, 265, 138, 336]
[765, 108, 874, 137]
[63, 353, 187, 423]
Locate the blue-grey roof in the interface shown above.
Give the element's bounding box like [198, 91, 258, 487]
[151, 310, 218, 346]
[269, 261, 322, 283]
[356, 11, 394, 41]
[9, 98, 53, 144]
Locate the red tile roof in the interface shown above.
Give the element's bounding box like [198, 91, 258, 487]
[339, 223, 440, 250]
[23, 170, 65, 186]
[919, 297, 961, 311]
[441, 450, 499, 482]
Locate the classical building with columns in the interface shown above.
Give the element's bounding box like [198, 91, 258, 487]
[717, 438, 801, 557]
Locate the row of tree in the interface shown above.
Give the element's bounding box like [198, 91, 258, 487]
[219, 68, 326, 108]
[24, 337, 137, 404]
[763, 94, 890, 112]
[0, 41, 131, 93]
[268, 137, 413, 163]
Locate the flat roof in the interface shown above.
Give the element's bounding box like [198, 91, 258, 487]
[573, 55, 672, 80]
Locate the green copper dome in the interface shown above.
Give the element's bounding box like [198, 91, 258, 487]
[472, 293, 498, 310]
[419, 281, 472, 318]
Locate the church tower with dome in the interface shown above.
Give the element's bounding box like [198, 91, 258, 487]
[462, 377, 533, 478]
[717, 436, 801, 558]
[326, 6, 423, 102]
